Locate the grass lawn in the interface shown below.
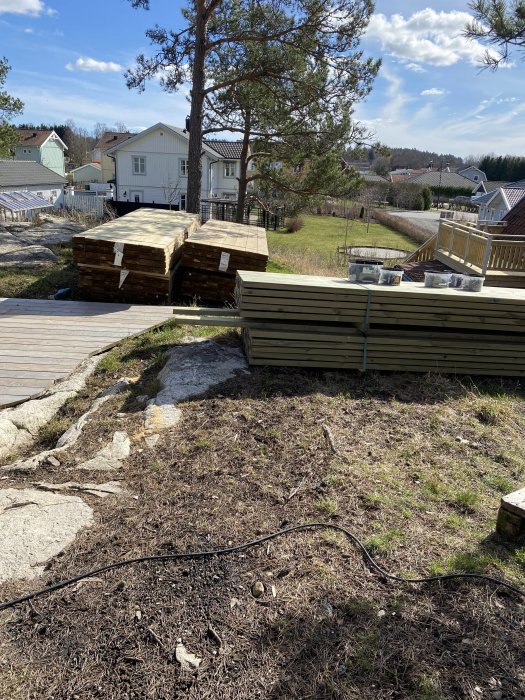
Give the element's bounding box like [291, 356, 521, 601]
[267, 214, 418, 276]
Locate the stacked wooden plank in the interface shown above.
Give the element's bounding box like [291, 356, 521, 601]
[233, 271, 525, 375]
[180, 219, 268, 302]
[73, 209, 199, 304]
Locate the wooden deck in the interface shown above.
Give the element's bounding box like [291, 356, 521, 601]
[0, 298, 174, 408]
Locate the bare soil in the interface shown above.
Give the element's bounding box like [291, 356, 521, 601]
[1, 337, 525, 699]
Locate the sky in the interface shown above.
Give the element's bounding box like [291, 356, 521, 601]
[1, 0, 524, 158]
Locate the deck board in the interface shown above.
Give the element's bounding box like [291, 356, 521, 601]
[0, 298, 174, 408]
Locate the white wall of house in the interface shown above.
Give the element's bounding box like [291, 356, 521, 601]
[459, 166, 487, 184]
[210, 159, 240, 198]
[113, 126, 215, 206]
[478, 191, 509, 223]
[0, 185, 62, 205]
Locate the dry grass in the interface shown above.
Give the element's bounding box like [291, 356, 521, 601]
[1, 327, 525, 699]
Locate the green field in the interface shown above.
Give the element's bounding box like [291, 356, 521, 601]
[267, 214, 418, 275]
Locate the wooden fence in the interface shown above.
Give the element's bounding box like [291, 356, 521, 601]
[57, 193, 107, 219]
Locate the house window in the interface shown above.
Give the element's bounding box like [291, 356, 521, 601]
[132, 156, 146, 175]
[180, 194, 186, 210]
[23, 148, 31, 154]
[180, 159, 188, 176]
[474, 175, 479, 181]
[224, 161, 236, 178]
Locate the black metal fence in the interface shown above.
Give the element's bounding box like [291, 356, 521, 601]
[200, 199, 285, 230]
[108, 199, 285, 230]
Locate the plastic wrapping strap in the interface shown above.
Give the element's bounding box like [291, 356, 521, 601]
[362, 335, 368, 373]
[363, 289, 372, 331]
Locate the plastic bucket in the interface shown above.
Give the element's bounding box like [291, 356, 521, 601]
[424, 270, 452, 288]
[349, 259, 383, 283]
[379, 268, 403, 286]
[461, 274, 485, 292]
[449, 273, 464, 288]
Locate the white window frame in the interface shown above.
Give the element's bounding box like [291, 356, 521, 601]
[179, 159, 189, 176]
[132, 155, 146, 175]
[224, 161, 236, 178]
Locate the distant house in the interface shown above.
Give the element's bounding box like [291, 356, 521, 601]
[474, 185, 525, 225]
[456, 165, 487, 184]
[106, 122, 246, 207]
[92, 131, 134, 183]
[14, 129, 68, 177]
[70, 162, 102, 184]
[0, 160, 67, 204]
[474, 180, 509, 195]
[406, 170, 478, 192]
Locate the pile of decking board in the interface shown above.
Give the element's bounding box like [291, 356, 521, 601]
[73, 209, 199, 304]
[231, 271, 525, 375]
[179, 219, 268, 303]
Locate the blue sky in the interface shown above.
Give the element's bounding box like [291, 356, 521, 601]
[1, 0, 524, 158]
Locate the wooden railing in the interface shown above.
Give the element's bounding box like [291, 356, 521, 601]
[435, 220, 525, 274]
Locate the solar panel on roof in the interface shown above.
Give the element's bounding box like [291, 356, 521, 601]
[0, 191, 53, 213]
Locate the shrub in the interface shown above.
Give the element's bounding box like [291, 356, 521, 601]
[414, 193, 425, 211]
[285, 217, 305, 232]
[421, 186, 432, 210]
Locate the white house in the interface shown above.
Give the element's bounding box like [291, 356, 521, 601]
[0, 160, 67, 205]
[456, 165, 487, 184]
[475, 185, 525, 224]
[105, 123, 245, 208]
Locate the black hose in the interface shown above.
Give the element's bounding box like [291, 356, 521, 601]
[0, 522, 523, 613]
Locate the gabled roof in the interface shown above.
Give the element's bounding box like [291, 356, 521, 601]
[203, 139, 243, 159]
[104, 122, 224, 159]
[16, 128, 68, 150]
[70, 162, 102, 173]
[457, 165, 486, 177]
[502, 195, 525, 236]
[474, 186, 525, 209]
[94, 131, 134, 151]
[0, 160, 68, 188]
[406, 171, 478, 191]
[475, 180, 509, 194]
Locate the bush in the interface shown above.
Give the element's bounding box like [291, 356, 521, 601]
[414, 193, 425, 211]
[421, 186, 432, 210]
[285, 217, 305, 232]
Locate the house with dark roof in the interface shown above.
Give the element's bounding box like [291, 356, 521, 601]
[105, 123, 247, 207]
[502, 193, 525, 236]
[14, 129, 68, 177]
[474, 185, 525, 225]
[92, 131, 134, 183]
[474, 180, 509, 195]
[0, 160, 67, 205]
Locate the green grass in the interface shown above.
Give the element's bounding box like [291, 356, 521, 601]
[266, 214, 418, 275]
[0, 246, 79, 299]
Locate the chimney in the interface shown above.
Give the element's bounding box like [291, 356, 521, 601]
[32, 132, 37, 137]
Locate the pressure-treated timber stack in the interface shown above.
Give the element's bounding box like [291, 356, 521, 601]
[73, 209, 199, 304]
[180, 219, 268, 303]
[232, 271, 525, 375]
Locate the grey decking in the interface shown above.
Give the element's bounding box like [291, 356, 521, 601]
[0, 298, 174, 408]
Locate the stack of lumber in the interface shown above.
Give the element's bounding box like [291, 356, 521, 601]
[179, 219, 268, 302]
[73, 209, 199, 304]
[231, 271, 525, 375]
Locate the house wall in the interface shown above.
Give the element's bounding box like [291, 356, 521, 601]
[459, 166, 487, 184]
[478, 192, 509, 223]
[72, 164, 102, 184]
[40, 138, 66, 177]
[211, 160, 239, 198]
[14, 146, 41, 166]
[0, 184, 63, 205]
[101, 152, 116, 183]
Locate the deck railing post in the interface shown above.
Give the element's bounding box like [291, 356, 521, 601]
[464, 230, 471, 265]
[482, 236, 492, 274]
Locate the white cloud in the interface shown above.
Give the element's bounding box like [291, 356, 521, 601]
[421, 88, 446, 96]
[405, 63, 426, 73]
[24, 27, 33, 33]
[0, 0, 55, 15]
[66, 57, 123, 73]
[367, 9, 504, 67]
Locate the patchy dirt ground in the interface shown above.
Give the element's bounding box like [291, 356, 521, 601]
[1, 326, 525, 699]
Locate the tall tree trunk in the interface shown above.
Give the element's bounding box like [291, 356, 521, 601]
[235, 110, 251, 224]
[186, 1, 207, 214]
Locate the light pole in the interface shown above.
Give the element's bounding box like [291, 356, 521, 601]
[429, 159, 450, 209]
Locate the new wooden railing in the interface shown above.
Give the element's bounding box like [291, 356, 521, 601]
[435, 221, 525, 274]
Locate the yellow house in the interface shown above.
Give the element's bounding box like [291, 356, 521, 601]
[92, 131, 133, 183]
